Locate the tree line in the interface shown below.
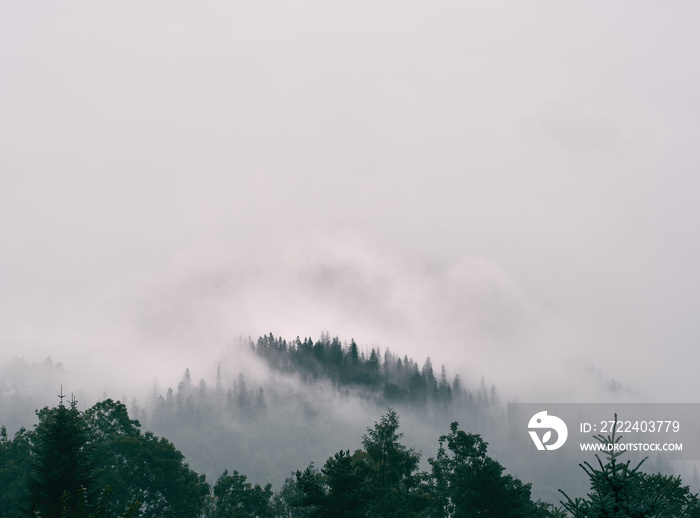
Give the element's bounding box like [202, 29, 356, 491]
[252, 333, 496, 409]
[145, 333, 501, 436]
[3, 394, 700, 518]
[76, 334, 508, 495]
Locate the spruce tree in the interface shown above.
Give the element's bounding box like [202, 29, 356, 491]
[556, 414, 700, 518]
[28, 391, 95, 518]
[361, 409, 425, 517]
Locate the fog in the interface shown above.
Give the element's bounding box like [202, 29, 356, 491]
[2, 0, 700, 412]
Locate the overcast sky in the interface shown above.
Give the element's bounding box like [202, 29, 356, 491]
[1, 1, 699, 402]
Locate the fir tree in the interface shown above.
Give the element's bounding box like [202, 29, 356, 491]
[28, 391, 95, 518]
[556, 414, 700, 517]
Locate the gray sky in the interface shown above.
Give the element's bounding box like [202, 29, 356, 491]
[1, 1, 699, 402]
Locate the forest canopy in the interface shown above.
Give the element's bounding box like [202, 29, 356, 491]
[1, 334, 697, 517]
[2, 395, 699, 517]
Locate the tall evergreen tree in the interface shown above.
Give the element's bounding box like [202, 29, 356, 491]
[291, 452, 372, 518]
[28, 392, 95, 518]
[349, 340, 359, 367]
[360, 409, 426, 517]
[556, 415, 700, 518]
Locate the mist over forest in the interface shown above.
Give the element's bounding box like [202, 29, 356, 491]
[3, 0, 700, 516]
[0, 331, 678, 499]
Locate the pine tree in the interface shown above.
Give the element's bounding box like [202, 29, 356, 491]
[557, 414, 700, 518]
[367, 349, 380, 384]
[360, 409, 425, 517]
[349, 340, 359, 366]
[290, 410, 426, 518]
[691, 465, 700, 492]
[437, 365, 452, 406]
[421, 358, 436, 395]
[320, 450, 372, 518]
[28, 391, 95, 518]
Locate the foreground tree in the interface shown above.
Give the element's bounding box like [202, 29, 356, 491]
[291, 451, 372, 518]
[429, 422, 540, 518]
[0, 426, 32, 518]
[84, 399, 210, 518]
[361, 409, 427, 517]
[211, 469, 275, 518]
[0, 396, 208, 518]
[289, 409, 427, 518]
[28, 393, 96, 517]
[555, 414, 700, 518]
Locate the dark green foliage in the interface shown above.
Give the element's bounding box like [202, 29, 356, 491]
[321, 450, 372, 517]
[0, 426, 32, 518]
[291, 464, 324, 512]
[1, 396, 208, 518]
[428, 422, 540, 518]
[637, 474, 700, 518]
[141, 334, 500, 495]
[287, 410, 541, 517]
[295, 450, 373, 518]
[3, 398, 551, 518]
[360, 410, 427, 517]
[252, 333, 486, 410]
[29, 395, 96, 518]
[7, 354, 700, 518]
[292, 452, 372, 517]
[348, 340, 359, 369]
[211, 469, 275, 518]
[556, 414, 700, 518]
[84, 399, 209, 518]
[289, 409, 427, 518]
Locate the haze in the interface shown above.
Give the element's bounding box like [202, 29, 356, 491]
[1, 1, 699, 403]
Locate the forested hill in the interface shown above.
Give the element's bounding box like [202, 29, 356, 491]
[136, 333, 505, 491]
[0, 332, 659, 514]
[0, 333, 502, 495]
[251, 333, 492, 409]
